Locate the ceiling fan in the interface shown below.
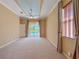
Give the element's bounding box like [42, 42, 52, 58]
[28, 8, 39, 18]
[28, 8, 33, 17]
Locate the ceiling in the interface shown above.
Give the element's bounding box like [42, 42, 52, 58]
[0, 0, 60, 18]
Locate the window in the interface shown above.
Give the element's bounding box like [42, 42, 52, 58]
[62, 2, 75, 38]
[28, 22, 40, 37]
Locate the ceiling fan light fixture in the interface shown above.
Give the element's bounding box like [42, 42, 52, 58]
[29, 9, 32, 14]
[29, 16, 39, 19]
[20, 11, 23, 14]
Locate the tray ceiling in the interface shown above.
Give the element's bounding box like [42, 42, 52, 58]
[0, 0, 59, 18]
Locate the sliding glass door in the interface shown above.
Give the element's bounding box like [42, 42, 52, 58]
[28, 21, 40, 37]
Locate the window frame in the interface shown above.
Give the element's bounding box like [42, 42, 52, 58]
[62, 1, 75, 39]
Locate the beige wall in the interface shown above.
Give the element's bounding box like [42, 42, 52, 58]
[46, 6, 58, 48]
[40, 19, 46, 38]
[20, 17, 27, 37]
[20, 24, 26, 37]
[46, 1, 76, 58]
[62, 37, 76, 58]
[0, 4, 19, 47]
[62, 0, 71, 7]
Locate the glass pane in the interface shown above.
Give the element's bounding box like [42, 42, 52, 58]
[28, 22, 40, 37]
[70, 21, 74, 38]
[62, 23, 65, 36]
[66, 22, 69, 37]
[62, 2, 74, 38]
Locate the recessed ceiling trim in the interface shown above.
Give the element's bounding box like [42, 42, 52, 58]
[40, 0, 44, 17]
[14, 0, 29, 16]
[0, 0, 60, 18]
[48, 0, 60, 16]
[15, 0, 41, 18]
[0, 1, 18, 16]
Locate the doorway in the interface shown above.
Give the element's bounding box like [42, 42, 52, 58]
[28, 21, 40, 37]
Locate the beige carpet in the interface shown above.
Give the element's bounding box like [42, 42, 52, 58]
[0, 38, 67, 59]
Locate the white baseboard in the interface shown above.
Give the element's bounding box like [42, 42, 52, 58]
[47, 39, 57, 48]
[63, 52, 72, 59]
[52, 42, 57, 48]
[0, 38, 19, 49]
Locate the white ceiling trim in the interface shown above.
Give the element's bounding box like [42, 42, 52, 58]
[15, 0, 29, 16]
[0, 1, 18, 16]
[48, 0, 60, 16]
[0, 0, 26, 17]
